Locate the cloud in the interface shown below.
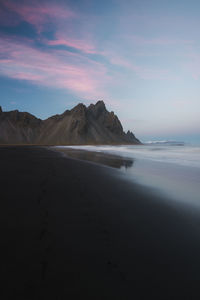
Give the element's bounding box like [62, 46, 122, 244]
[130, 35, 194, 46]
[103, 51, 174, 80]
[1, 0, 99, 56]
[0, 36, 108, 98]
[1, 0, 75, 31]
[0, 0, 185, 105]
[46, 35, 97, 54]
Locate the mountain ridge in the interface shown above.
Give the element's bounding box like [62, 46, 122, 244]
[0, 101, 141, 145]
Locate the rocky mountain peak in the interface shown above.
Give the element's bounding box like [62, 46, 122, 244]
[88, 100, 107, 118]
[126, 130, 140, 144]
[127, 130, 135, 138]
[95, 100, 106, 108]
[71, 103, 86, 115]
[0, 101, 141, 145]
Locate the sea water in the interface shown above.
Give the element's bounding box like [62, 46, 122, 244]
[55, 143, 200, 208]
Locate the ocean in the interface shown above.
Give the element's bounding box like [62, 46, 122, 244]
[55, 143, 200, 208]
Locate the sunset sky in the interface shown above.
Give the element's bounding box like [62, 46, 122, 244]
[0, 0, 200, 143]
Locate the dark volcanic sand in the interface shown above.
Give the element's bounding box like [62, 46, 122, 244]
[1, 146, 200, 299]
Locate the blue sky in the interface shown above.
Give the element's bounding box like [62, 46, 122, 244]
[0, 0, 200, 143]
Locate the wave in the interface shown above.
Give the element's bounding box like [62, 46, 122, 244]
[55, 144, 200, 206]
[144, 140, 185, 146]
[56, 144, 200, 168]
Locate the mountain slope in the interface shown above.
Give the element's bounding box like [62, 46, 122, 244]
[0, 107, 42, 144]
[0, 101, 141, 145]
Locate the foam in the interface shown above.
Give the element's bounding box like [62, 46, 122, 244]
[55, 145, 200, 168]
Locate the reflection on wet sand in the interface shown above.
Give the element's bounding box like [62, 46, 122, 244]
[57, 148, 134, 169]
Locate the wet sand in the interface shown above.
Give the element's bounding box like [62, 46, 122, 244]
[53, 146, 134, 169]
[1, 146, 200, 299]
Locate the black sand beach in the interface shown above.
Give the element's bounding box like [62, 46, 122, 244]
[1, 146, 200, 299]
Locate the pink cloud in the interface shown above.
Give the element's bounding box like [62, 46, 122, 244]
[1, 0, 99, 58]
[2, 0, 75, 31]
[105, 54, 131, 69]
[0, 5, 20, 26]
[0, 36, 108, 99]
[103, 51, 174, 80]
[46, 36, 97, 54]
[9, 72, 44, 81]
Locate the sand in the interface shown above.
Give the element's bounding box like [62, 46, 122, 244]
[1, 146, 200, 299]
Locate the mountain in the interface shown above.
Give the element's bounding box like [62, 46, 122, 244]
[0, 101, 141, 145]
[0, 107, 42, 144]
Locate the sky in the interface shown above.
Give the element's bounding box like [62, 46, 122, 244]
[0, 0, 200, 143]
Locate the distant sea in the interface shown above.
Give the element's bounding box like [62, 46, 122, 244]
[56, 142, 200, 209]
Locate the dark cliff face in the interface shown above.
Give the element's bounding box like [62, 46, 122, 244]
[0, 108, 42, 144]
[0, 101, 141, 145]
[88, 101, 124, 135]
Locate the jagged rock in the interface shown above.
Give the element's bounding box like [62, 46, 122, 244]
[88, 100, 106, 118]
[0, 101, 141, 145]
[126, 130, 140, 144]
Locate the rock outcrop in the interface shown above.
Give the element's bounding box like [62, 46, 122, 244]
[0, 101, 141, 145]
[0, 109, 42, 144]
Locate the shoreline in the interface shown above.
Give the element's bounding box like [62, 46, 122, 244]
[52, 146, 135, 170]
[0, 142, 143, 146]
[1, 146, 200, 299]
